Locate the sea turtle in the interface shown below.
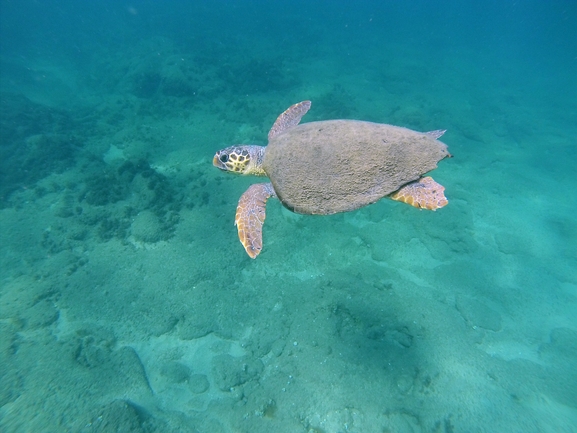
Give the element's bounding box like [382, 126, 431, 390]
[213, 101, 451, 258]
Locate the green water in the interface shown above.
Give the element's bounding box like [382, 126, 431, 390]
[0, 1, 576, 432]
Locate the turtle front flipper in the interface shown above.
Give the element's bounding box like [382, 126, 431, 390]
[390, 176, 448, 210]
[235, 183, 277, 258]
[268, 101, 312, 140]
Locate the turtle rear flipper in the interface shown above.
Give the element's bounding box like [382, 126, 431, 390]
[235, 183, 277, 258]
[390, 176, 448, 210]
[425, 129, 447, 139]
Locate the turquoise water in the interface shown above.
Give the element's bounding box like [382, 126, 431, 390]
[1, 1, 576, 431]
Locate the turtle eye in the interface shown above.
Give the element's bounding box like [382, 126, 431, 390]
[219, 153, 229, 163]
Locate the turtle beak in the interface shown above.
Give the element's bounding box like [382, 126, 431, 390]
[213, 153, 224, 169]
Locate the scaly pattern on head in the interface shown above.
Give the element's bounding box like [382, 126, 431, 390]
[213, 146, 251, 173]
[213, 145, 267, 176]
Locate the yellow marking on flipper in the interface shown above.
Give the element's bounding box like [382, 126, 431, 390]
[235, 183, 277, 258]
[390, 176, 448, 210]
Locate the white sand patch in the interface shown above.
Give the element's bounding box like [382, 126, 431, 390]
[127, 332, 249, 412]
[103, 144, 126, 164]
[480, 340, 543, 363]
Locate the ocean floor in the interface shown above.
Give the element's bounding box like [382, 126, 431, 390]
[1, 2, 576, 432]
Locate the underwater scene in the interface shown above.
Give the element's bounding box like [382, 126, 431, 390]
[0, 1, 576, 432]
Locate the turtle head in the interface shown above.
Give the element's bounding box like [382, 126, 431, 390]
[213, 145, 266, 176]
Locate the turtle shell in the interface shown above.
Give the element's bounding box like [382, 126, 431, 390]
[262, 120, 449, 215]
